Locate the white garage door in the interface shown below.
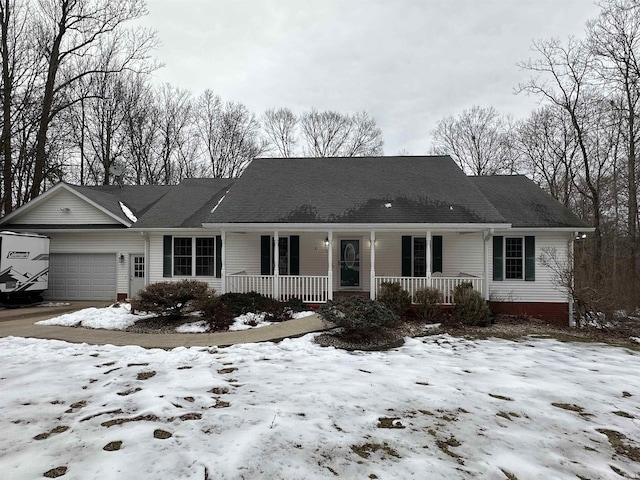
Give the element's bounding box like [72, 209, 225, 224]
[45, 253, 116, 301]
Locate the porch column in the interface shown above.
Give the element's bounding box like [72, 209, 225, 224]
[426, 230, 432, 289]
[370, 230, 376, 300]
[273, 231, 279, 300]
[483, 230, 490, 300]
[220, 230, 226, 294]
[327, 231, 333, 301]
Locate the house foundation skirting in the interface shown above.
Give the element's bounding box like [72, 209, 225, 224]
[489, 301, 569, 326]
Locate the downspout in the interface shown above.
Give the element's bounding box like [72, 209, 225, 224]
[141, 231, 150, 287]
[568, 233, 576, 327]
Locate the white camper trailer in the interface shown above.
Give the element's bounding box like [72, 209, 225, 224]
[0, 231, 49, 304]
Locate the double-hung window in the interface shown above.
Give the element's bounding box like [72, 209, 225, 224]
[504, 237, 523, 280]
[413, 237, 427, 277]
[492, 235, 535, 282]
[173, 237, 217, 277]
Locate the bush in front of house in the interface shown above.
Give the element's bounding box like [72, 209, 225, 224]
[414, 287, 442, 320]
[452, 281, 491, 326]
[318, 296, 399, 339]
[219, 291, 293, 322]
[195, 294, 235, 331]
[377, 281, 412, 316]
[131, 280, 209, 318]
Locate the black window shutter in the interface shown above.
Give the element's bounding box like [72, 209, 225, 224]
[493, 236, 503, 281]
[525, 236, 535, 281]
[163, 235, 172, 277]
[401, 235, 412, 277]
[215, 235, 222, 278]
[260, 235, 271, 275]
[290, 235, 300, 275]
[432, 235, 443, 273]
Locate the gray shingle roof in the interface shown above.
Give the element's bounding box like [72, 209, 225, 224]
[470, 175, 590, 229]
[205, 156, 508, 224]
[132, 178, 234, 228]
[69, 184, 172, 223]
[65, 179, 234, 228]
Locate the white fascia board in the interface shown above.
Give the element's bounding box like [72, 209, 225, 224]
[127, 228, 214, 233]
[492, 227, 596, 233]
[201, 222, 512, 232]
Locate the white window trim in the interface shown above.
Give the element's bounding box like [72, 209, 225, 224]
[504, 236, 525, 281]
[173, 236, 217, 278]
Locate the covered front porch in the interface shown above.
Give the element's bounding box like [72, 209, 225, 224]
[220, 228, 490, 305]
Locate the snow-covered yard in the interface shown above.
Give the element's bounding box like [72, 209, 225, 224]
[35, 304, 315, 333]
[1, 334, 639, 479]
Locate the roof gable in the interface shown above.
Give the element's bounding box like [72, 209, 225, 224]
[206, 156, 507, 224]
[0, 183, 129, 227]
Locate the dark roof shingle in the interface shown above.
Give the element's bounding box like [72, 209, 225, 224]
[206, 156, 507, 224]
[471, 175, 590, 229]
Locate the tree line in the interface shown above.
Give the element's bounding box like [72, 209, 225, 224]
[0, 0, 383, 216]
[1, 0, 638, 312]
[431, 0, 640, 311]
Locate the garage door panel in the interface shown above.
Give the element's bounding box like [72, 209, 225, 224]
[45, 254, 116, 301]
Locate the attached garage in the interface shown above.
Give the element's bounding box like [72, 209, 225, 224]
[45, 253, 116, 301]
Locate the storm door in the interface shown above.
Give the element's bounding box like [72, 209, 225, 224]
[339, 239, 360, 287]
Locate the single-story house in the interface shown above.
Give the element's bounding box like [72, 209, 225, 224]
[0, 156, 591, 325]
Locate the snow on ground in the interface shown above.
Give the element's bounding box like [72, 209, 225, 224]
[35, 304, 155, 330]
[1, 334, 639, 479]
[36, 306, 316, 333]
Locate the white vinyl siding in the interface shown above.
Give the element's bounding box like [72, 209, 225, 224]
[47, 231, 144, 297]
[17, 189, 122, 225]
[489, 231, 571, 303]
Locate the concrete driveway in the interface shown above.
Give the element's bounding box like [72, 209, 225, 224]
[0, 301, 329, 348]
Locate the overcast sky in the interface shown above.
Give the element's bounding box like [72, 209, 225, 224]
[143, 0, 602, 155]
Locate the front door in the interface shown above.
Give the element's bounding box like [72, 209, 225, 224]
[129, 254, 145, 298]
[340, 239, 360, 287]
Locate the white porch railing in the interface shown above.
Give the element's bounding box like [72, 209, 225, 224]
[374, 276, 484, 305]
[280, 276, 329, 303]
[226, 275, 273, 298]
[226, 275, 329, 303]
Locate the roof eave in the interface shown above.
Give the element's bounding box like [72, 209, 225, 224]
[201, 222, 513, 232]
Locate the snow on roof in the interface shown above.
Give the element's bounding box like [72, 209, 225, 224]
[119, 201, 137, 223]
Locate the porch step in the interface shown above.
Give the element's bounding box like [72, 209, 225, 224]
[332, 291, 369, 300]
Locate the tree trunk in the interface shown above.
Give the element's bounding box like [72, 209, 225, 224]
[1, 0, 13, 214]
[29, 7, 66, 200]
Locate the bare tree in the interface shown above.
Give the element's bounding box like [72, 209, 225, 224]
[431, 105, 518, 175]
[0, 0, 42, 214]
[518, 37, 608, 273]
[517, 105, 578, 206]
[300, 109, 383, 157]
[262, 107, 297, 157]
[588, 0, 640, 293]
[194, 90, 265, 178]
[28, 0, 157, 199]
[155, 83, 193, 184]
